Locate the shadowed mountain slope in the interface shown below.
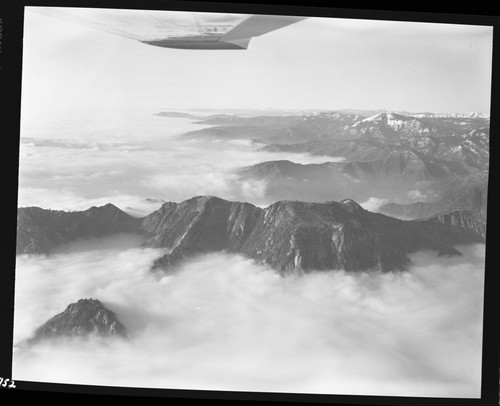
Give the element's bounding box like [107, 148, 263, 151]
[17, 197, 486, 274]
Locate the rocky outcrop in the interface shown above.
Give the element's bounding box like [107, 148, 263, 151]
[414, 209, 487, 240]
[27, 298, 126, 344]
[142, 196, 485, 274]
[16, 204, 142, 255]
[141, 196, 262, 269]
[16, 197, 486, 274]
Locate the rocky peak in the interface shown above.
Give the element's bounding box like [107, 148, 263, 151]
[158, 201, 179, 212]
[82, 203, 132, 221]
[144, 196, 485, 274]
[142, 196, 263, 268]
[17, 197, 487, 275]
[339, 199, 365, 214]
[360, 112, 411, 124]
[263, 200, 352, 223]
[65, 298, 106, 313]
[350, 113, 427, 140]
[26, 298, 127, 344]
[86, 203, 121, 212]
[173, 195, 236, 214]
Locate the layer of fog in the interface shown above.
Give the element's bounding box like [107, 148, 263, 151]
[359, 197, 389, 212]
[18, 110, 337, 215]
[360, 189, 434, 215]
[12, 235, 485, 398]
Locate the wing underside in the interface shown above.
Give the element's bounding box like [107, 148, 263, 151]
[30, 7, 306, 49]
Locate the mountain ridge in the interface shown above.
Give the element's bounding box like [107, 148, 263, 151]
[16, 203, 142, 255]
[16, 197, 486, 274]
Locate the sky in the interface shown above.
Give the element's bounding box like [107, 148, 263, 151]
[21, 7, 494, 119]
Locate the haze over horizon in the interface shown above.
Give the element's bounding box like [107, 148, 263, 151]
[21, 7, 493, 122]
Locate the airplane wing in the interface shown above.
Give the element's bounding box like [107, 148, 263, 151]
[30, 7, 307, 50]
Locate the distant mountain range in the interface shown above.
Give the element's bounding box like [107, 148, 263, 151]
[157, 110, 488, 211]
[17, 197, 486, 274]
[380, 176, 488, 220]
[181, 111, 364, 145]
[238, 148, 475, 204]
[157, 109, 489, 120]
[257, 112, 489, 169]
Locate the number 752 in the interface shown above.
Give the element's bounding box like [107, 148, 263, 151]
[0, 377, 16, 388]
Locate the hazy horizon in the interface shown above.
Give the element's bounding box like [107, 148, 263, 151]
[22, 7, 493, 122]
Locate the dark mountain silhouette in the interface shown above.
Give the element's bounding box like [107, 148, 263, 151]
[16, 204, 141, 255]
[16, 197, 485, 274]
[143, 197, 485, 274]
[25, 298, 126, 344]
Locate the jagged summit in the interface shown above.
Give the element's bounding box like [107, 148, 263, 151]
[339, 199, 365, 213]
[140, 196, 485, 273]
[361, 112, 411, 123]
[86, 203, 122, 211]
[265, 198, 365, 215]
[352, 112, 426, 135]
[17, 196, 486, 274]
[25, 298, 127, 345]
[414, 209, 486, 239]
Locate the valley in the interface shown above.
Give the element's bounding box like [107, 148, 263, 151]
[154, 109, 489, 219]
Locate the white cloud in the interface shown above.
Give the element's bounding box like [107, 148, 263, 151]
[18, 112, 351, 211]
[16, 187, 166, 217]
[239, 179, 269, 201]
[144, 169, 239, 202]
[12, 234, 485, 398]
[359, 197, 389, 212]
[408, 189, 427, 201]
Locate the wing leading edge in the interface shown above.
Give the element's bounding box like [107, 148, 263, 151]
[143, 14, 307, 49]
[30, 7, 307, 50]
